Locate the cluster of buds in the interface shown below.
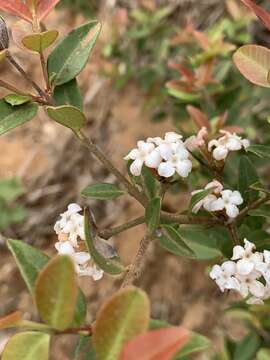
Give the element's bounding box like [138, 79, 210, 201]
[191, 180, 243, 219]
[54, 203, 103, 280]
[210, 240, 270, 305]
[124, 132, 192, 178]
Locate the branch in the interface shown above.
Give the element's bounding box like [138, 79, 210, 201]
[77, 131, 148, 206]
[121, 233, 153, 287]
[98, 216, 145, 239]
[234, 194, 270, 223]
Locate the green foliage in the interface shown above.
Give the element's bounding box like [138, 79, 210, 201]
[4, 94, 32, 106]
[46, 105, 86, 132]
[93, 287, 150, 360]
[53, 79, 83, 111]
[0, 100, 38, 135]
[158, 225, 194, 258]
[47, 21, 101, 85]
[145, 197, 161, 234]
[81, 183, 125, 200]
[35, 255, 78, 330]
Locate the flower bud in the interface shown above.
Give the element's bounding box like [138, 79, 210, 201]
[0, 17, 9, 50]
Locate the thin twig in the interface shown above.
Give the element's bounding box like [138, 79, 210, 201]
[40, 50, 50, 92]
[121, 233, 153, 287]
[6, 52, 50, 102]
[234, 194, 270, 223]
[77, 131, 148, 206]
[227, 222, 240, 245]
[98, 216, 145, 239]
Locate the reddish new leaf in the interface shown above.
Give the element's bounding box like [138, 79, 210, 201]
[186, 105, 211, 130]
[119, 327, 190, 360]
[37, 0, 61, 20]
[241, 0, 270, 31]
[0, 311, 22, 330]
[0, 1, 32, 22]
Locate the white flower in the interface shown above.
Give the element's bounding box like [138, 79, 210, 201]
[147, 132, 183, 146]
[236, 271, 265, 299]
[55, 241, 104, 280]
[232, 239, 263, 276]
[191, 180, 223, 213]
[124, 140, 162, 176]
[247, 285, 270, 305]
[157, 143, 192, 178]
[210, 261, 240, 292]
[208, 131, 250, 161]
[211, 190, 243, 218]
[255, 250, 270, 286]
[54, 203, 85, 246]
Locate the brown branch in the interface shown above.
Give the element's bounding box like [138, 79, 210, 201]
[234, 194, 270, 223]
[121, 233, 153, 287]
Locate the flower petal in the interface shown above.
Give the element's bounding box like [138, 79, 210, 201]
[130, 159, 144, 176]
[158, 162, 175, 178]
[176, 159, 192, 178]
[236, 258, 254, 276]
[225, 204, 239, 218]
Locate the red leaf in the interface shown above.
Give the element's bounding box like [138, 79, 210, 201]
[0, 0, 32, 22]
[119, 327, 190, 360]
[0, 311, 22, 330]
[37, 0, 61, 20]
[241, 0, 270, 31]
[186, 105, 211, 130]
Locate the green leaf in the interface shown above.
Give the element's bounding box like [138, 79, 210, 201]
[81, 183, 125, 200]
[0, 100, 38, 135]
[46, 105, 86, 132]
[35, 255, 78, 331]
[249, 205, 270, 219]
[7, 239, 86, 327]
[174, 333, 211, 359]
[53, 78, 83, 111]
[0, 178, 25, 202]
[2, 332, 50, 360]
[84, 209, 124, 274]
[167, 88, 200, 102]
[257, 348, 270, 360]
[93, 287, 150, 360]
[247, 145, 270, 159]
[158, 225, 194, 258]
[250, 182, 270, 195]
[4, 94, 32, 106]
[22, 30, 58, 52]
[145, 197, 161, 234]
[141, 166, 159, 199]
[47, 21, 101, 85]
[7, 239, 49, 294]
[238, 156, 259, 203]
[189, 188, 213, 212]
[233, 332, 261, 360]
[177, 226, 226, 260]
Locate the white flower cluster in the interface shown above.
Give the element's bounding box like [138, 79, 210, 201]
[210, 239, 270, 305]
[124, 132, 192, 178]
[54, 203, 103, 280]
[191, 180, 243, 219]
[208, 130, 250, 161]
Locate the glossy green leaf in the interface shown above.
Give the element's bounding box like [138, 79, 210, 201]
[93, 287, 150, 360]
[47, 21, 101, 85]
[167, 88, 200, 102]
[174, 333, 211, 359]
[84, 209, 124, 274]
[141, 167, 159, 199]
[233, 45, 270, 87]
[7, 239, 49, 294]
[158, 225, 194, 258]
[0, 100, 38, 135]
[238, 156, 259, 203]
[35, 255, 78, 330]
[46, 105, 86, 132]
[2, 332, 50, 360]
[22, 30, 58, 53]
[7, 239, 86, 326]
[53, 79, 83, 111]
[145, 197, 161, 234]
[81, 183, 125, 200]
[4, 94, 32, 106]
[233, 332, 261, 360]
[247, 145, 270, 159]
[189, 188, 213, 213]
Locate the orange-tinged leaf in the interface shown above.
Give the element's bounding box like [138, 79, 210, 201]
[241, 0, 270, 31]
[93, 286, 150, 360]
[233, 45, 270, 87]
[35, 255, 78, 331]
[119, 327, 190, 360]
[0, 1, 32, 22]
[186, 105, 211, 130]
[37, 0, 61, 20]
[0, 311, 22, 330]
